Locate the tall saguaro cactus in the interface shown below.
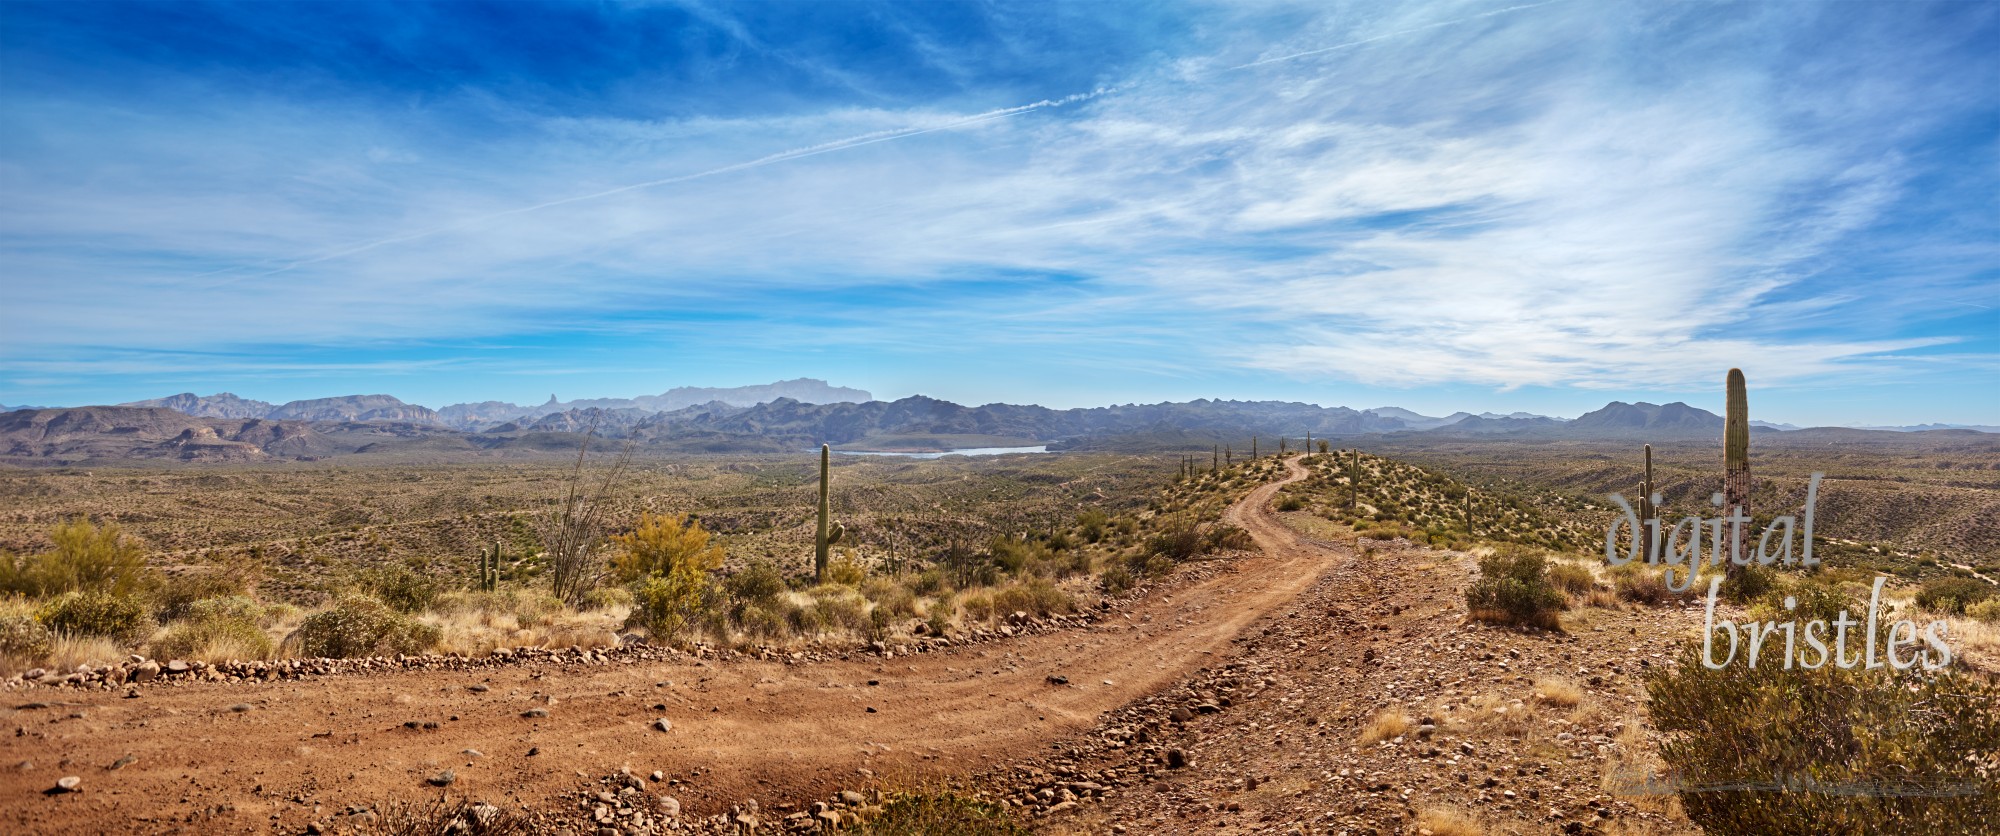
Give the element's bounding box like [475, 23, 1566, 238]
[1723, 369, 1751, 573]
[477, 541, 500, 592]
[815, 444, 845, 583]
[1640, 444, 1656, 563]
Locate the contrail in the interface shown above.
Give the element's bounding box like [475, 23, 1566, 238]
[199, 1, 1560, 283]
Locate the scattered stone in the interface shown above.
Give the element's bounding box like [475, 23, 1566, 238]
[426, 769, 456, 787]
[1046, 675, 1069, 686]
[469, 684, 490, 693]
[522, 708, 549, 718]
[132, 661, 160, 683]
[1166, 748, 1189, 769]
[1169, 706, 1195, 723]
[49, 776, 81, 794]
[229, 703, 252, 713]
[653, 718, 673, 732]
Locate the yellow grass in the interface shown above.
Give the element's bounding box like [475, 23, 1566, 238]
[1358, 709, 1412, 745]
[1534, 677, 1584, 707]
[1415, 806, 1485, 836]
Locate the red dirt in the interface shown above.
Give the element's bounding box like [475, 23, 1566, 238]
[2, 457, 1335, 834]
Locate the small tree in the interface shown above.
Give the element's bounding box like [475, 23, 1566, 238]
[1, 518, 152, 598]
[615, 513, 723, 641]
[1464, 546, 1563, 630]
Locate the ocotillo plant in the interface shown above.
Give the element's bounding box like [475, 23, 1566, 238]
[1305, 431, 1312, 457]
[1253, 437, 1258, 459]
[1280, 437, 1288, 455]
[1212, 445, 1219, 474]
[1463, 493, 1473, 538]
[815, 444, 845, 583]
[1723, 369, 1750, 574]
[1349, 449, 1360, 511]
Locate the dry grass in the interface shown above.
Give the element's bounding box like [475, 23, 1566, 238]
[1533, 677, 1584, 707]
[1414, 806, 1484, 836]
[1358, 709, 1412, 745]
[1945, 616, 2000, 673]
[1463, 692, 1538, 739]
[47, 631, 127, 671]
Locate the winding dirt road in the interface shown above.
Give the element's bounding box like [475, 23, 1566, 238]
[3, 457, 1339, 834]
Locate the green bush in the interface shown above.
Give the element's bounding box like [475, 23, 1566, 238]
[1099, 565, 1134, 595]
[1276, 495, 1305, 512]
[1914, 577, 1995, 615]
[725, 561, 788, 607]
[1, 613, 53, 661]
[356, 562, 441, 614]
[1, 518, 153, 598]
[1967, 598, 2000, 624]
[37, 590, 148, 643]
[1464, 547, 1563, 630]
[627, 572, 716, 642]
[1144, 520, 1202, 562]
[1719, 563, 1777, 604]
[151, 602, 274, 662]
[1076, 510, 1109, 544]
[1546, 561, 1596, 597]
[289, 596, 440, 658]
[1645, 640, 2000, 834]
[153, 571, 247, 623]
[1202, 524, 1255, 552]
[862, 577, 919, 619]
[1609, 562, 1671, 605]
[991, 578, 1073, 620]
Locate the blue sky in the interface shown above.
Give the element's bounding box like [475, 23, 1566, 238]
[2, 1, 1995, 425]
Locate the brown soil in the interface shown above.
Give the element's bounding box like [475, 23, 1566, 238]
[2, 457, 1337, 834]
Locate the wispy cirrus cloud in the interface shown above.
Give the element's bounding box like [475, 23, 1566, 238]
[1, 0, 1994, 420]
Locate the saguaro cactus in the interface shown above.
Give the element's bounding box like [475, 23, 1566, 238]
[1723, 369, 1750, 572]
[476, 541, 500, 592]
[1212, 445, 1219, 474]
[1253, 437, 1258, 459]
[1641, 444, 1656, 563]
[816, 444, 845, 583]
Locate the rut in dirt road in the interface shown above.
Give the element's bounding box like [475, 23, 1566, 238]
[3, 456, 1341, 835]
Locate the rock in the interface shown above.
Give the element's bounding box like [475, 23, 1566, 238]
[50, 776, 81, 794]
[1046, 675, 1069, 686]
[1169, 706, 1195, 723]
[1166, 748, 1189, 769]
[468, 684, 490, 693]
[652, 718, 672, 732]
[305, 821, 325, 835]
[650, 771, 665, 782]
[132, 661, 160, 683]
[165, 660, 190, 674]
[229, 703, 253, 713]
[840, 790, 866, 806]
[656, 796, 681, 818]
[522, 708, 549, 718]
[427, 769, 455, 787]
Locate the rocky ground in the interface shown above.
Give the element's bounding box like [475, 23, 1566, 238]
[3, 457, 1714, 835]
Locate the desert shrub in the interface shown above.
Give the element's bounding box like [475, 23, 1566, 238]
[290, 596, 441, 658]
[1718, 562, 1777, 604]
[1645, 640, 2000, 834]
[1, 611, 53, 663]
[1609, 562, 1670, 605]
[628, 573, 717, 641]
[861, 577, 919, 619]
[1076, 510, 1109, 544]
[1, 518, 153, 598]
[1202, 524, 1255, 552]
[1968, 598, 2000, 624]
[825, 554, 867, 587]
[859, 790, 1024, 835]
[991, 578, 1074, 620]
[961, 592, 996, 624]
[1099, 565, 1134, 595]
[153, 570, 247, 623]
[151, 600, 274, 662]
[1546, 561, 1596, 597]
[925, 602, 954, 636]
[1276, 495, 1305, 512]
[805, 586, 869, 634]
[1145, 520, 1203, 562]
[1914, 577, 1995, 615]
[725, 560, 787, 607]
[356, 562, 440, 614]
[911, 568, 951, 597]
[37, 590, 148, 643]
[610, 513, 723, 583]
[1464, 547, 1563, 630]
[1359, 709, 1411, 745]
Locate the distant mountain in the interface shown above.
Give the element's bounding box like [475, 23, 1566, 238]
[1567, 401, 1724, 435]
[1366, 406, 1561, 431]
[439, 378, 872, 429]
[120, 392, 275, 419]
[1, 403, 51, 412]
[1854, 423, 2000, 433]
[1751, 420, 1801, 431]
[265, 394, 444, 425]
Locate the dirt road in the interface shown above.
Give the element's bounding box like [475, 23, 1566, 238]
[3, 456, 1338, 834]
